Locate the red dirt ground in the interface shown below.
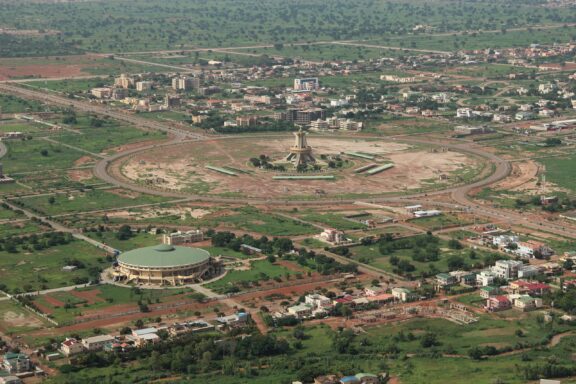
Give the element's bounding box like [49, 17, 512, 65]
[34, 302, 54, 315]
[0, 65, 85, 81]
[42, 295, 65, 308]
[69, 289, 104, 305]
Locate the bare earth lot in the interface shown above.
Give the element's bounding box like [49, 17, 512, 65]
[119, 136, 478, 198]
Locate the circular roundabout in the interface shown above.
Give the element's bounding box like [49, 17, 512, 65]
[98, 132, 497, 203]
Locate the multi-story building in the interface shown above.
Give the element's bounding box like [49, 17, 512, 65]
[82, 335, 115, 351]
[2, 353, 32, 374]
[115, 74, 135, 89]
[163, 230, 204, 245]
[136, 81, 153, 92]
[294, 78, 319, 91]
[91, 87, 112, 99]
[491, 260, 524, 280]
[60, 338, 84, 356]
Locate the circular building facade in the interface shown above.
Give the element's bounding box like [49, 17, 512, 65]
[115, 244, 221, 286]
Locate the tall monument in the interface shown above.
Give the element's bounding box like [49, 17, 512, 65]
[285, 128, 315, 167]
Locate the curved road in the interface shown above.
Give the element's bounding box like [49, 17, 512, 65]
[2, 83, 575, 238]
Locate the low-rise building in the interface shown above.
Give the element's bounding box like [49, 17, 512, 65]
[60, 338, 84, 356]
[82, 335, 115, 351]
[163, 230, 204, 245]
[480, 286, 501, 299]
[485, 296, 511, 312]
[287, 303, 313, 318]
[392, 287, 415, 302]
[2, 353, 32, 374]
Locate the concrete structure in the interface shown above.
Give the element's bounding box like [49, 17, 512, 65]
[136, 81, 153, 92]
[318, 228, 347, 245]
[115, 74, 135, 89]
[60, 338, 84, 356]
[114, 244, 222, 286]
[294, 78, 319, 91]
[163, 230, 204, 245]
[413, 210, 441, 218]
[90, 87, 112, 99]
[485, 296, 511, 312]
[391, 287, 415, 302]
[1, 353, 31, 374]
[82, 335, 115, 351]
[285, 128, 315, 167]
[491, 260, 524, 280]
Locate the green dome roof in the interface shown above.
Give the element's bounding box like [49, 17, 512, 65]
[118, 245, 210, 268]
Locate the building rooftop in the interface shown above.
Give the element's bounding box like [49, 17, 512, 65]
[117, 244, 210, 268]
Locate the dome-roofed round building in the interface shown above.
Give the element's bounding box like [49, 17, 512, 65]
[114, 244, 222, 286]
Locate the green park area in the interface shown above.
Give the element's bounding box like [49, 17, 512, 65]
[347, 233, 502, 278]
[542, 155, 576, 193]
[299, 212, 366, 231]
[202, 207, 317, 236]
[0, 237, 108, 293]
[13, 189, 172, 216]
[408, 212, 477, 231]
[205, 259, 306, 293]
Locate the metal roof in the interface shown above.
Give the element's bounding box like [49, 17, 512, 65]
[118, 244, 210, 268]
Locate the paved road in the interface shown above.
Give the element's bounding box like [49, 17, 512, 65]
[1, 83, 574, 245]
[0, 83, 204, 140]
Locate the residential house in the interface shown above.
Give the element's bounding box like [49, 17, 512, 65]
[364, 286, 387, 297]
[392, 287, 415, 302]
[436, 273, 458, 289]
[82, 335, 115, 351]
[476, 270, 497, 286]
[450, 270, 477, 286]
[480, 286, 501, 299]
[485, 296, 511, 312]
[287, 303, 313, 318]
[515, 240, 554, 259]
[305, 294, 333, 311]
[509, 281, 551, 296]
[60, 338, 84, 356]
[491, 260, 524, 280]
[2, 353, 32, 374]
[216, 312, 249, 326]
[512, 295, 542, 311]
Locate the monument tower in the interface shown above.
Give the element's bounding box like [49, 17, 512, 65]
[285, 128, 315, 167]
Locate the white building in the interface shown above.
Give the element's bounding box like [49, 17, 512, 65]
[163, 230, 204, 245]
[491, 260, 524, 280]
[456, 108, 474, 118]
[82, 335, 115, 351]
[413, 210, 441, 218]
[476, 270, 497, 286]
[294, 78, 319, 91]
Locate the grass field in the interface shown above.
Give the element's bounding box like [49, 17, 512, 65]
[208, 207, 317, 236]
[408, 213, 476, 231]
[205, 260, 305, 293]
[0, 240, 108, 293]
[541, 155, 576, 193]
[0, 93, 44, 113]
[349, 236, 496, 277]
[85, 231, 161, 252]
[0, 300, 51, 334]
[2, 138, 84, 173]
[33, 284, 191, 323]
[299, 212, 366, 231]
[14, 189, 172, 216]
